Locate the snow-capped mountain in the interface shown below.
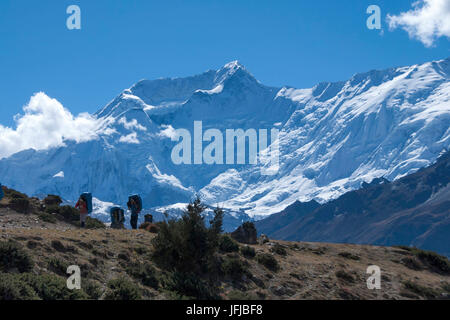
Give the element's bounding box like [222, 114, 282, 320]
[0, 58, 449, 229]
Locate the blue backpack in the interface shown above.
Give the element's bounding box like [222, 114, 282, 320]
[0, 184, 4, 201]
[110, 206, 125, 224]
[80, 192, 93, 214]
[128, 194, 142, 213]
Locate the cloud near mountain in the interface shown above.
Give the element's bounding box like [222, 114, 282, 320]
[0, 92, 115, 159]
[387, 0, 450, 47]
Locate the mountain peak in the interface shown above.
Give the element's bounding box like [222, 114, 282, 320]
[222, 60, 245, 70]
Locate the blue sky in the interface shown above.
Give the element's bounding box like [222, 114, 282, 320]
[0, 0, 449, 126]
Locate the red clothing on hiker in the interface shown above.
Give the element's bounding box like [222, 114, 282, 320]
[75, 199, 88, 214]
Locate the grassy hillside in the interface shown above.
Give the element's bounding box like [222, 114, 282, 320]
[1, 186, 449, 300]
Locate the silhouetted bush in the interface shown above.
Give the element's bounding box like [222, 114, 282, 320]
[240, 246, 256, 258]
[151, 197, 224, 298]
[219, 235, 239, 253]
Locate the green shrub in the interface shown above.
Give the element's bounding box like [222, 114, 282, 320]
[271, 243, 287, 256]
[38, 212, 57, 223]
[227, 290, 256, 300]
[219, 235, 239, 253]
[134, 246, 150, 255]
[396, 247, 450, 274]
[335, 270, 355, 283]
[221, 256, 248, 281]
[58, 206, 80, 222]
[45, 205, 60, 215]
[240, 246, 256, 259]
[256, 253, 279, 272]
[403, 281, 439, 299]
[126, 262, 159, 289]
[0, 241, 33, 273]
[5, 188, 27, 199]
[83, 279, 103, 300]
[401, 257, 422, 270]
[151, 198, 224, 299]
[85, 217, 105, 229]
[163, 271, 217, 300]
[152, 198, 223, 275]
[47, 257, 69, 276]
[19, 273, 88, 300]
[0, 273, 38, 300]
[104, 277, 141, 300]
[338, 252, 360, 261]
[415, 250, 450, 275]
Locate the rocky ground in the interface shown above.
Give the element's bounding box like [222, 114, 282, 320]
[1, 187, 449, 300]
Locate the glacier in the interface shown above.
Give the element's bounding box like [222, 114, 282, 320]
[0, 58, 449, 230]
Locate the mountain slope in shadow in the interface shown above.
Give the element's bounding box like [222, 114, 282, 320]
[256, 150, 450, 257]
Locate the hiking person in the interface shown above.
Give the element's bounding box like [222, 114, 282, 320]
[75, 196, 88, 228]
[127, 194, 142, 230]
[75, 192, 92, 228]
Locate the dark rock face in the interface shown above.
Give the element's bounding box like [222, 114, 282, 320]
[144, 214, 153, 223]
[255, 150, 450, 258]
[231, 222, 257, 244]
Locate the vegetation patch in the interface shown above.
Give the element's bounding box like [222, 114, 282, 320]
[402, 281, 439, 299]
[256, 253, 279, 272]
[335, 270, 355, 283]
[396, 247, 450, 275]
[240, 246, 256, 259]
[221, 256, 249, 281]
[151, 198, 224, 299]
[0, 241, 34, 273]
[104, 277, 141, 300]
[338, 252, 360, 261]
[47, 257, 69, 277]
[270, 243, 287, 256]
[219, 235, 239, 253]
[126, 261, 159, 289]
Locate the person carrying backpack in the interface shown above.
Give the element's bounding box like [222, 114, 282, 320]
[75, 192, 92, 228]
[75, 196, 88, 228]
[127, 194, 142, 230]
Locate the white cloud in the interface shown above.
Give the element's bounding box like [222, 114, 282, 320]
[158, 125, 177, 139]
[387, 0, 450, 47]
[118, 117, 147, 131]
[119, 132, 140, 144]
[0, 92, 114, 159]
